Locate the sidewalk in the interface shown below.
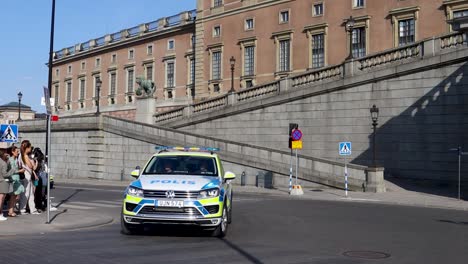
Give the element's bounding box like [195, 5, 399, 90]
[0, 208, 113, 236]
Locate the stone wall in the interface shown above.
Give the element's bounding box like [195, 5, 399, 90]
[18, 116, 378, 191]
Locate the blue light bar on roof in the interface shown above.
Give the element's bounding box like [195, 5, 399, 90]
[155, 146, 220, 152]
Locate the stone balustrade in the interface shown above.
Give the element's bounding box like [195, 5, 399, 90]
[193, 95, 228, 113]
[358, 43, 421, 71]
[237, 81, 280, 102]
[440, 32, 467, 49]
[154, 107, 184, 123]
[292, 65, 342, 87]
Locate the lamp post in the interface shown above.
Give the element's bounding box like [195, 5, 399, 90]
[95, 77, 102, 115]
[345, 16, 355, 61]
[370, 104, 379, 167]
[17, 91, 23, 121]
[229, 56, 236, 93]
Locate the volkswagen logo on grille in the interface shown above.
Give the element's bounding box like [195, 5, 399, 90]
[165, 190, 176, 199]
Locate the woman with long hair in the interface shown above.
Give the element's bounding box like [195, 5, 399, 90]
[19, 140, 40, 214]
[7, 145, 25, 217]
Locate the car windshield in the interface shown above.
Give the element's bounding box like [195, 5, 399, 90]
[143, 155, 218, 176]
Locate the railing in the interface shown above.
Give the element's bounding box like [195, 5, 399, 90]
[127, 26, 140, 37]
[358, 43, 421, 71]
[147, 20, 159, 31]
[167, 14, 180, 27]
[82, 42, 90, 51]
[193, 95, 227, 113]
[154, 107, 184, 123]
[292, 65, 342, 87]
[95, 37, 105, 47]
[111, 32, 122, 42]
[53, 10, 196, 61]
[66, 46, 75, 55]
[441, 32, 467, 49]
[237, 81, 279, 102]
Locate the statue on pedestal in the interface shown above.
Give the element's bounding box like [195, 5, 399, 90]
[135, 76, 155, 98]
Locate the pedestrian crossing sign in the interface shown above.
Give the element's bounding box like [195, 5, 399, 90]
[0, 124, 18, 143]
[339, 142, 351, 156]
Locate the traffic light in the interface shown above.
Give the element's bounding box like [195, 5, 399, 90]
[288, 123, 298, 149]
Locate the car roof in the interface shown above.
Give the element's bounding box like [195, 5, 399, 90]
[153, 151, 218, 158]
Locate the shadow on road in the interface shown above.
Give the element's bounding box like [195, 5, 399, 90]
[437, 219, 468, 226]
[55, 189, 84, 207]
[219, 238, 264, 264]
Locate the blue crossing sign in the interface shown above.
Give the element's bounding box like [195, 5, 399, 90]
[0, 124, 18, 143]
[339, 142, 352, 156]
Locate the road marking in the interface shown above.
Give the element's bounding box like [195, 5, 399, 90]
[94, 200, 122, 205]
[56, 185, 124, 193]
[339, 197, 381, 202]
[56, 203, 96, 210]
[68, 201, 121, 208]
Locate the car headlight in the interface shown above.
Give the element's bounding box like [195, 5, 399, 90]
[198, 188, 220, 199]
[127, 186, 144, 197]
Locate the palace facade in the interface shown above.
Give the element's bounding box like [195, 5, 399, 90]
[51, 0, 466, 119]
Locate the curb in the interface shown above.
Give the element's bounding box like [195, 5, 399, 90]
[53, 216, 114, 231]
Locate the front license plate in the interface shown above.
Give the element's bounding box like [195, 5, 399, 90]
[157, 200, 184, 208]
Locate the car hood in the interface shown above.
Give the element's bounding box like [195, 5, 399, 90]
[132, 175, 221, 191]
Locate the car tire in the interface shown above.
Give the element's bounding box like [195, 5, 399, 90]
[212, 203, 228, 238]
[228, 196, 233, 224]
[121, 213, 142, 235]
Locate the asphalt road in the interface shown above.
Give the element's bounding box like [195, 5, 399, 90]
[1, 183, 468, 264]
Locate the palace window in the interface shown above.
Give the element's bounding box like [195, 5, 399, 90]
[352, 27, 366, 58]
[313, 3, 323, 16]
[398, 19, 415, 46]
[279, 39, 290, 72]
[312, 34, 325, 68]
[166, 61, 175, 88]
[244, 46, 255, 76]
[353, 0, 364, 8]
[212, 51, 221, 80]
[280, 10, 289, 23]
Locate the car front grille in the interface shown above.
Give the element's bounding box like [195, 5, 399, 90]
[139, 206, 202, 216]
[143, 190, 198, 199]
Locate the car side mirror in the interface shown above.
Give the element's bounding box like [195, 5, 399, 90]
[224, 171, 236, 182]
[131, 167, 140, 178]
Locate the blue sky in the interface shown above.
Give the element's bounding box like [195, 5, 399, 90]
[0, 0, 195, 112]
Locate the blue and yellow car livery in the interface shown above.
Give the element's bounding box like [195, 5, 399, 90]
[121, 147, 235, 237]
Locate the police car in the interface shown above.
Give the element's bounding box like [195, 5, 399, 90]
[121, 146, 235, 237]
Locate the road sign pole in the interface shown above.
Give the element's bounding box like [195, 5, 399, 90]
[344, 155, 348, 197]
[46, 114, 52, 224]
[295, 149, 298, 185]
[458, 147, 461, 201]
[289, 149, 292, 193]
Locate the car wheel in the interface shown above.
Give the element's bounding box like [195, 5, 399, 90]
[228, 197, 233, 224]
[121, 213, 142, 235]
[212, 204, 228, 238]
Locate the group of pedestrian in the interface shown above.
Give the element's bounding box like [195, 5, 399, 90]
[0, 140, 54, 221]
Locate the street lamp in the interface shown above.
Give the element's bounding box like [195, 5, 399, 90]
[345, 16, 355, 61]
[370, 104, 379, 167]
[229, 56, 236, 93]
[17, 91, 23, 121]
[95, 77, 102, 115]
